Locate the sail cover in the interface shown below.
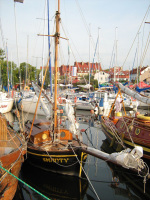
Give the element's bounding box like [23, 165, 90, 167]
[118, 82, 150, 105]
[14, 0, 24, 3]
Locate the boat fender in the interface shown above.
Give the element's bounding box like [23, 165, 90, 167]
[11, 90, 14, 98]
[137, 114, 150, 121]
[80, 129, 86, 132]
[18, 98, 22, 103]
[131, 97, 136, 101]
[74, 96, 77, 103]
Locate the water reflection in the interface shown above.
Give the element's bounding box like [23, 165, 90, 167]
[6, 110, 150, 200]
[19, 161, 88, 200]
[101, 139, 150, 200]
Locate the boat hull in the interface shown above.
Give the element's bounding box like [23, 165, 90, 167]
[0, 99, 14, 114]
[0, 149, 23, 200]
[18, 97, 52, 116]
[101, 116, 150, 160]
[76, 102, 94, 110]
[27, 145, 87, 177]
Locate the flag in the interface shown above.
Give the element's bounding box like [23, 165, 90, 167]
[72, 66, 77, 77]
[14, 0, 24, 3]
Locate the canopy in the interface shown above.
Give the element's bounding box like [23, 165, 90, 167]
[129, 81, 150, 89]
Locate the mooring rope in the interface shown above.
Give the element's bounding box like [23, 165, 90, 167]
[70, 145, 101, 200]
[0, 165, 51, 200]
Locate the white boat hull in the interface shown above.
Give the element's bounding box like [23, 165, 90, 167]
[76, 101, 94, 110]
[18, 96, 52, 116]
[0, 99, 14, 113]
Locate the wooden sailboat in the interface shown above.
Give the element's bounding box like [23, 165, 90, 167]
[101, 82, 150, 160]
[23, 1, 149, 180]
[0, 113, 26, 199]
[24, 0, 88, 177]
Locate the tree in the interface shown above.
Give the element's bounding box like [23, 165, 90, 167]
[20, 62, 38, 86]
[0, 49, 5, 60]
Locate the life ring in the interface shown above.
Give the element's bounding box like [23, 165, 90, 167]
[137, 114, 150, 121]
[74, 96, 77, 103]
[24, 86, 29, 91]
[135, 128, 140, 135]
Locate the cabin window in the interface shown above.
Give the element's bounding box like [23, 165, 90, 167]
[42, 133, 48, 140]
[60, 131, 66, 138]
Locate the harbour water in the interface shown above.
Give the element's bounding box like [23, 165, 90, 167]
[4, 110, 149, 200]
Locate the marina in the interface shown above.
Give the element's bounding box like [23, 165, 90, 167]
[1, 0, 150, 199]
[3, 110, 148, 200]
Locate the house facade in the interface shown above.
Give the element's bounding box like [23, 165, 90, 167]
[94, 71, 109, 84]
[130, 66, 150, 83]
[109, 67, 129, 82]
[59, 62, 102, 77]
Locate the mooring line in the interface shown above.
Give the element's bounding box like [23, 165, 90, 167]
[0, 165, 51, 200]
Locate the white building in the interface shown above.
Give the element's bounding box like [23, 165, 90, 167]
[94, 71, 109, 84]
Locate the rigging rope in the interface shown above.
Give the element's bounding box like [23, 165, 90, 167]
[60, 20, 88, 85]
[70, 145, 101, 200]
[122, 5, 150, 68]
[14, 2, 21, 87]
[0, 165, 51, 200]
[140, 32, 150, 67]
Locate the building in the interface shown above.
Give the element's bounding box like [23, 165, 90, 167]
[130, 66, 150, 83]
[109, 67, 129, 82]
[59, 62, 102, 77]
[94, 71, 109, 84]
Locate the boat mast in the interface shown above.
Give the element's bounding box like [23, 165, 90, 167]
[54, 0, 60, 132]
[6, 42, 9, 94]
[89, 24, 91, 93]
[114, 27, 117, 82]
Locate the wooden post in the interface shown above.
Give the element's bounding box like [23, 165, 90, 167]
[108, 89, 120, 118]
[0, 114, 7, 141]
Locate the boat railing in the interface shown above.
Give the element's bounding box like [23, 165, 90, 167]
[102, 116, 125, 148]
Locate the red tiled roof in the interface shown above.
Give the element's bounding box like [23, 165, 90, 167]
[130, 66, 147, 75]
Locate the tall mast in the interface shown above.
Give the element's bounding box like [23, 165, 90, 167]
[47, 0, 52, 97]
[6, 42, 9, 94]
[54, 0, 60, 132]
[114, 27, 118, 82]
[89, 24, 91, 93]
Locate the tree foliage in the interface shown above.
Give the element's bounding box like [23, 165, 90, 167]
[0, 48, 41, 90]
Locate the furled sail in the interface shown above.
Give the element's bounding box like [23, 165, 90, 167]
[118, 83, 150, 105]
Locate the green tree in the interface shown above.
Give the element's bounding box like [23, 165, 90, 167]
[20, 62, 38, 86]
[0, 49, 5, 60]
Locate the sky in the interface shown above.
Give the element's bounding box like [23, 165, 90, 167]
[0, 0, 150, 71]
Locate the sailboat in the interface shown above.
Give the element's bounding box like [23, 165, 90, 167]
[0, 44, 14, 114]
[23, 0, 149, 179]
[101, 82, 150, 160]
[0, 92, 14, 113]
[0, 113, 26, 199]
[24, 0, 88, 177]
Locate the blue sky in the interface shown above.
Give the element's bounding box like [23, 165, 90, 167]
[0, 0, 150, 71]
